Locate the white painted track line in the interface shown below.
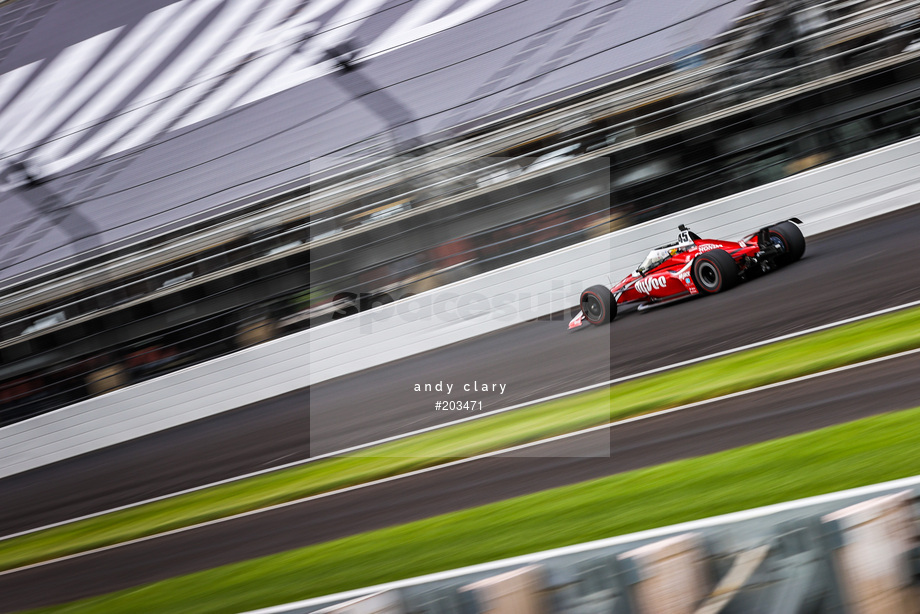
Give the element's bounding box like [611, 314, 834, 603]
[3, 298, 919, 543]
[2, 345, 918, 577]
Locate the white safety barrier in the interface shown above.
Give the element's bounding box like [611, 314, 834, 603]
[2, 136, 920, 478]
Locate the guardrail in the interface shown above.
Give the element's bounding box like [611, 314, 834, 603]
[1, 134, 919, 478]
[241, 475, 920, 614]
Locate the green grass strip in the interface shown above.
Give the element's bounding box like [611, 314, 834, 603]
[4, 305, 920, 574]
[34, 404, 920, 613]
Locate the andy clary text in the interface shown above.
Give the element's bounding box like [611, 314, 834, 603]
[413, 381, 506, 395]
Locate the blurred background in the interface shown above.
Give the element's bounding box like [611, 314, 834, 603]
[2, 0, 920, 422]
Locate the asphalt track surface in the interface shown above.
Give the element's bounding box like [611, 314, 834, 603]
[3, 347, 920, 612]
[3, 206, 920, 540]
[1, 207, 920, 610]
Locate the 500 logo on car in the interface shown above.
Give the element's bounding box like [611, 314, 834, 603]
[635, 276, 669, 294]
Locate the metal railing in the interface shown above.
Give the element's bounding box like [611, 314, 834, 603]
[4, 0, 917, 332]
[5, 0, 912, 317]
[4, 0, 920, 421]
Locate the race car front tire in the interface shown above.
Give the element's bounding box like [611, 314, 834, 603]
[691, 249, 739, 294]
[768, 221, 806, 266]
[580, 285, 616, 325]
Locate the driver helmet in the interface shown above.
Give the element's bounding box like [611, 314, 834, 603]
[669, 241, 693, 257]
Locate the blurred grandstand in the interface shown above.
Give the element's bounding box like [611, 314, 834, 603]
[2, 0, 920, 421]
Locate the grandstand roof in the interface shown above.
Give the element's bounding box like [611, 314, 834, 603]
[0, 0, 747, 288]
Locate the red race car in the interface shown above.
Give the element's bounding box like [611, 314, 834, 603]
[570, 219, 805, 329]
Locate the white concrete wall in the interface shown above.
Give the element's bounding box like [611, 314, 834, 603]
[3, 135, 920, 478]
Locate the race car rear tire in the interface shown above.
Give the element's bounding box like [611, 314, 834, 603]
[580, 285, 616, 325]
[768, 221, 806, 266]
[691, 249, 739, 295]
